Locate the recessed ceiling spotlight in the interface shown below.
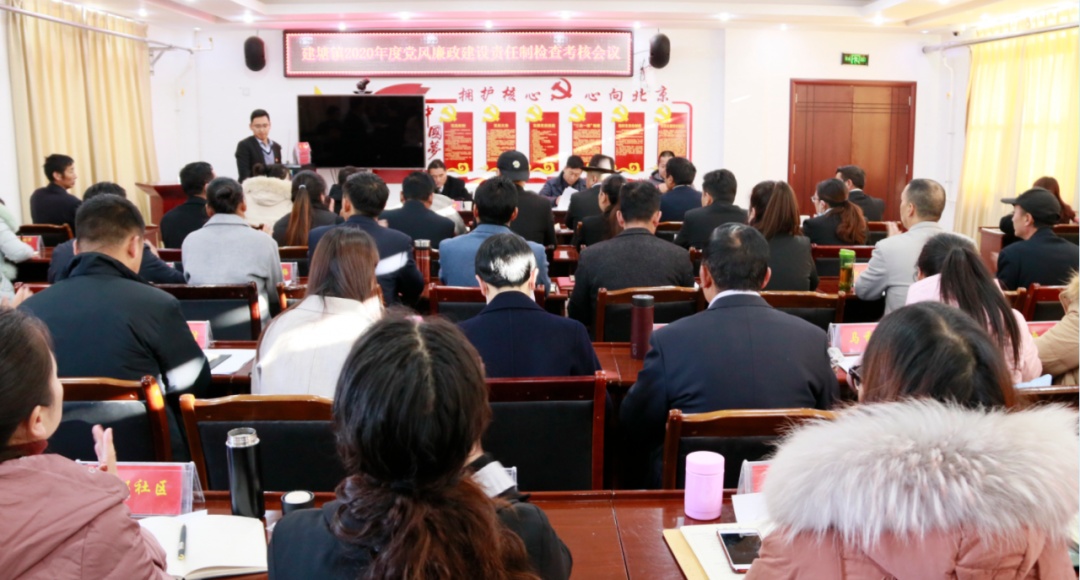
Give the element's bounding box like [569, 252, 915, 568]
[338, 22, 346, 31]
[194, 26, 201, 31]
[921, 29, 930, 34]
[242, 11, 254, 24]
[717, 13, 732, 22]
[871, 13, 886, 26]
[560, 11, 571, 20]
[484, 20, 493, 29]
[399, 12, 410, 21]
[779, 23, 788, 31]
[633, 21, 641, 29]
[137, 7, 148, 17]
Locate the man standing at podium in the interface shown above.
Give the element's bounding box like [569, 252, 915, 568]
[235, 109, 282, 182]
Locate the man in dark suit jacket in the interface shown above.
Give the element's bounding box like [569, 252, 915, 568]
[380, 172, 456, 249]
[460, 233, 600, 378]
[659, 157, 702, 222]
[997, 188, 1080, 290]
[494, 150, 556, 247]
[564, 154, 614, 231]
[235, 109, 282, 182]
[29, 153, 82, 234]
[569, 181, 695, 331]
[428, 159, 472, 201]
[620, 223, 838, 486]
[837, 165, 885, 221]
[676, 169, 747, 249]
[308, 173, 423, 306]
[160, 162, 214, 249]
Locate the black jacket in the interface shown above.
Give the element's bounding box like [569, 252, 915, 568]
[675, 202, 748, 249]
[271, 204, 342, 246]
[510, 188, 556, 248]
[235, 136, 283, 182]
[570, 212, 614, 251]
[996, 227, 1080, 290]
[48, 240, 186, 285]
[379, 200, 456, 249]
[802, 211, 867, 246]
[659, 185, 702, 223]
[160, 197, 209, 249]
[764, 234, 819, 291]
[20, 253, 211, 400]
[29, 183, 81, 234]
[308, 215, 424, 306]
[436, 174, 472, 201]
[848, 189, 885, 222]
[564, 185, 601, 232]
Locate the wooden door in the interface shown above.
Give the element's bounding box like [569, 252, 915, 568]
[789, 80, 915, 221]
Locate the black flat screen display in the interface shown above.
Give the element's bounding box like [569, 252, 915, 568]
[297, 95, 425, 168]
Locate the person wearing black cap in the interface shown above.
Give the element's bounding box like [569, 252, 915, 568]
[565, 154, 615, 232]
[996, 188, 1079, 291]
[496, 150, 556, 248]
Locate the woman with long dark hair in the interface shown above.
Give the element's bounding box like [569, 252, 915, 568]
[748, 302, 1076, 578]
[802, 178, 868, 245]
[272, 170, 343, 246]
[269, 316, 572, 579]
[571, 174, 625, 250]
[906, 233, 1040, 383]
[753, 181, 818, 291]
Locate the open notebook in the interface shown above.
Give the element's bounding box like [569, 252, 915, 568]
[139, 512, 267, 579]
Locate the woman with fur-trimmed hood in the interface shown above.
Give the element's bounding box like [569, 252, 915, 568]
[748, 302, 1078, 579]
[242, 163, 293, 228]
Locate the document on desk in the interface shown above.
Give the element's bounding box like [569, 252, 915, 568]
[203, 349, 256, 375]
[139, 511, 267, 579]
[556, 188, 576, 210]
[664, 523, 755, 580]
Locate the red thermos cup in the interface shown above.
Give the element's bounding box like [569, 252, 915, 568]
[631, 294, 654, 360]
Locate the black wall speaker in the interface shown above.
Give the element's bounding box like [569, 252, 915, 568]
[244, 36, 266, 71]
[649, 34, 670, 69]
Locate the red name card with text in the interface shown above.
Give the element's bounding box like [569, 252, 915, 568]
[828, 323, 878, 355]
[19, 235, 42, 256]
[1027, 321, 1058, 338]
[738, 461, 771, 495]
[117, 463, 186, 516]
[281, 262, 298, 286]
[188, 321, 211, 349]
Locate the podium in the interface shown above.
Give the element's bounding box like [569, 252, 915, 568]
[137, 183, 186, 227]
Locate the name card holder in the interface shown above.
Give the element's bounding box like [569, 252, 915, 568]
[737, 460, 771, 495]
[281, 262, 298, 286]
[188, 321, 212, 349]
[1027, 321, 1058, 338]
[78, 461, 201, 517]
[19, 235, 43, 257]
[828, 322, 878, 355]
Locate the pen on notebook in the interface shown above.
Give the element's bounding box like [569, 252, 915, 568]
[178, 524, 186, 561]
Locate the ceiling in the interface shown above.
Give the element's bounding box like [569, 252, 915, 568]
[77, 0, 1075, 34]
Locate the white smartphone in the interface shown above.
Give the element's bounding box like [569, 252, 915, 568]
[717, 528, 761, 573]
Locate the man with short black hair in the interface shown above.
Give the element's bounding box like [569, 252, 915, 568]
[235, 109, 282, 182]
[161, 161, 214, 248]
[675, 168, 747, 249]
[836, 165, 884, 221]
[495, 150, 556, 247]
[660, 157, 701, 222]
[460, 233, 599, 378]
[427, 159, 471, 201]
[649, 150, 676, 192]
[537, 155, 586, 203]
[30, 154, 82, 234]
[569, 181, 695, 331]
[620, 223, 837, 487]
[439, 176, 552, 292]
[565, 154, 615, 231]
[309, 172, 423, 306]
[997, 188, 1080, 290]
[379, 171, 456, 249]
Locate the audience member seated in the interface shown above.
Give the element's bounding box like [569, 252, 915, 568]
[675, 169, 746, 249]
[254, 228, 383, 398]
[802, 178, 868, 246]
[49, 182, 185, 285]
[379, 171, 456, 249]
[752, 181, 818, 291]
[569, 181, 694, 331]
[538, 155, 585, 204]
[648, 150, 675, 192]
[619, 224, 837, 487]
[242, 163, 292, 228]
[906, 233, 1040, 384]
[1035, 271, 1079, 385]
[430, 187, 469, 235]
[160, 161, 214, 249]
[496, 151, 556, 248]
[0, 308, 170, 578]
[273, 170, 343, 246]
[854, 178, 948, 314]
[748, 302, 1077, 579]
[440, 176, 552, 292]
[460, 234, 599, 378]
[571, 174, 625, 251]
[0, 196, 35, 301]
[326, 166, 360, 215]
[428, 158, 472, 202]
[658, 157, 701, 222]
[836, 164, 884, 221]
[999, 176, 1077, 246]
[29, 153, 82, 234]
[565, 154, 615, 231]
[997, 187, 1080, 290]
[269, 316, 572, 579]
[183, 177, 283, 322]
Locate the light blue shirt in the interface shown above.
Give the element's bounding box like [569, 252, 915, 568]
[438, 223, 552, 291]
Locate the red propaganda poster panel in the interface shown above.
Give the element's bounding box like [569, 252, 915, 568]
[657, 111, 689, 158]
[443, 110, 474, 174]
[571, 111, 602, 159]
[614, 111, 645, 174]
[485, 109, 517, 171]
[528, 109, 560, 174]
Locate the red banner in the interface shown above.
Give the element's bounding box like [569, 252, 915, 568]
[614, 111, 645, 174]
[657, 111, 689, 158]
[572, 111, 602, 159]
[485, 110, 517, 171]
[443, 110, 474, 173]
[528, 109, 560, 174]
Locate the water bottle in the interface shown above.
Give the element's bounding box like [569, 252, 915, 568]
[226, 428, 264, 518]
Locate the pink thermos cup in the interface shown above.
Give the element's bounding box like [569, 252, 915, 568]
[684, 451, 725, 520]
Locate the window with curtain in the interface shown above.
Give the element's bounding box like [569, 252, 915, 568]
[956, 7, 1079, 238]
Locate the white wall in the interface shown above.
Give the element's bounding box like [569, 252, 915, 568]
[0, 17, 24, 220]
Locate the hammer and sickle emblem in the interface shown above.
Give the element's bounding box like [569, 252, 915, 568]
[611, 105, 629, 123]
[439, 105, 457, 123]
[483, 105, 500, 123]
[526, 105, 544, 123]
[569, 105, 587, 122]
[550, 77, 572, 100]
[654, 104, 673, 124]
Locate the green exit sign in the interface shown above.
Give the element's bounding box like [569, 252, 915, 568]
[842, 53, 870, 66]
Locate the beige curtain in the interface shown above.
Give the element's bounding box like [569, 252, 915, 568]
[6, 0, 158, 222]
[956, 8, 1079, 238]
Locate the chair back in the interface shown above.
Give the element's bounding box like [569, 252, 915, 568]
[17, 224, 72, 246]
[1023, 284, 1065, 321]
[865, 222, 895, 246]
[158, 248, 183, 263]
[661, 408, 836, 489]
[1053, 224, 1079, 246]
[155, 283, 261, 340]
[50, 376, 171, 462]
[595, 286, 704, 342]
[276, 283, 307, 312]
[483, 372, 606, 491]
[811, 244, 874, 277]
[655, 221, 682, 243]
[428, 284, 546, 322]
[179, 394, 342, 492]
[688, 247, 703, 271]
[1002, 287, 1027, 312]
[278, 246, 311, 277]
[760, 291, 847, 331]
[1017, 385, 1078, 408]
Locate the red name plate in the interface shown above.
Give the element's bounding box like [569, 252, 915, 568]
[115, 463, 186, 516]
[1027, 321, 1058, 338]
[829, 322, 878, 355]
[281, 262, 298, 286]
[748, 463, 769, 493]
[188, 321, 211, 349]
[19, 235, 42, 255]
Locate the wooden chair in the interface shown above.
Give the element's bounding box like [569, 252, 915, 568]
[154, 282, 261, 340]
[1022, 284, 1065, 321]
[1053, 224, 1079, 246]
[179, 394, 342, 492]
[428, 283, 546, 322]
[1017, 385, 1079, 408]
[12, 282, 50, 294]
[1002, 287, 1027, 312]
[276, 283, 307, 312]
[278, 246, 311, 277]
[688, 247, 702, 270]
[865, 221, 903, 245]
[157, 248, 182, 263]
[760, 291, 847, 330]
[49, 376, 171, 462]
[17, 224, 72, 246]
[655, 221, 682, 244]
[595, 286, 705, 342]
[413, 241, 443, 285]
[484, 372, 606, 491]
[810, 244, 875, 277]
[661, 408, 836, 489]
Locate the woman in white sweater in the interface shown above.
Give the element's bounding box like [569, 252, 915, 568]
[253, 226, 383, 397]
[0, 200, 36, 301]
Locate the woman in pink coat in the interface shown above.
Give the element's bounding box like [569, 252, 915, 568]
[0, 308, 169, 579]
[748, 302, 1077, 579]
